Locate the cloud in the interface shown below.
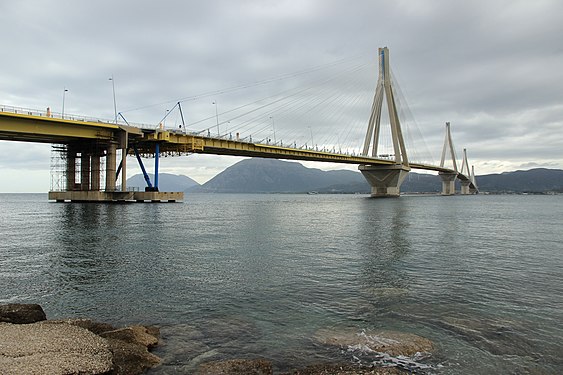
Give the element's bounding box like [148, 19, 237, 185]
[1, 0, 562, 192]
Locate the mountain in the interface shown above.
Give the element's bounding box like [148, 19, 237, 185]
[476, 168, 563, 193]
[127, 173, 199, 192]
[191, 158, 366, 193]
[192, 159, 563, 194]
[127, 161, 563, 194]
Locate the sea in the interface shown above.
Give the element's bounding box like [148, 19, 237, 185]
[0, 193, 562, 374]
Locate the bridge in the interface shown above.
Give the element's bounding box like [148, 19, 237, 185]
[0, 47, 477, 202]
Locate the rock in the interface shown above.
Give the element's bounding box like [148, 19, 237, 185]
[105, 338, 161, 375]
[282, 363, 402, 375]
[101, 326, 161, 374]
[313, 328, 433, 356]
[0, 303, 47, 324]
[198, 359, 273, 375]
[0, 321, 112, 374]
[101, 325, 159, 349]
[46, 318, 116, 335]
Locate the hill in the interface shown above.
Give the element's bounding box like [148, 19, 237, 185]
[126, 173, 199, 192]
[192, 159, 563, 194]
[190, 158, 366, 193]
[128, 160, 563, 194]
[476, 168, 563, 193]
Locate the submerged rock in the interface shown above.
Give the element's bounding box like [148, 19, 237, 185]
[0, 321, 112, 374]
[313, 328, 433, 356]
[0, 303, 47, 324]
[198, 358, 273, 375]
[282, 363, 402, 375]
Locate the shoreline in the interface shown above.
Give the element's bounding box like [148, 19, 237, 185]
[1, 303, 434, 374]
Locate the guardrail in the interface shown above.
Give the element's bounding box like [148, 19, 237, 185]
[0, 104, 156, 130]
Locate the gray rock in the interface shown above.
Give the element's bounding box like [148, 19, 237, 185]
[198, 359, 273, 375]
[313, 328, 434, 356]
[0, 321, 112, 375]
[0, 303, 47, 324]
[45, 318, 116, 335]
[101, 325, 161, 374]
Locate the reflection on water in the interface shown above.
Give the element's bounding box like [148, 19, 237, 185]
[0, 193, 562, 374]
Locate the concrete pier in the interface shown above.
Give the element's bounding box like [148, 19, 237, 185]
[359, 164, 410, 197]
[439, 171, 457, 195]
[48, 191, 183, 203]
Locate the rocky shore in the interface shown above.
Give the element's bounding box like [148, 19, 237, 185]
[0, 304, 160, 375]
[1, 304, 434, 374]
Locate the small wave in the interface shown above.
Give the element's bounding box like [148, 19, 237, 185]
[347, 344, 435, 372]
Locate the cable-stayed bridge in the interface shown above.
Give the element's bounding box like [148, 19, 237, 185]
[0, 47, 477, 202]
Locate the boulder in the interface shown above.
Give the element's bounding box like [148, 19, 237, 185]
[282, 363, 402, 375]
[101, 325, 161, 374]
[46, 318, 116, 335]
[0, 321, 112, 374]
[313, 328, 433, 356]
[198, 359, 273, 375]
[0, 303, 47, 324]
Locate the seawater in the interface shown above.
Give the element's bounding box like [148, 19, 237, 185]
[0, 193, 562, 374]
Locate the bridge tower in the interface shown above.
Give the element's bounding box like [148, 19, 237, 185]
[459, 148, 472, 195]
[439, 122, 458, 195]
[359, 47, 410, 197]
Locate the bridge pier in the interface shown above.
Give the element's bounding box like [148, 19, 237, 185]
[439, 171, 457, 195]
[66, 149, 76, 191]
[460, 180, 471, 195]
[359, 164, 410, 198]
[91, 155, 101, 191]
[106, 142, 117, 191]
[80, 153, 91, 190]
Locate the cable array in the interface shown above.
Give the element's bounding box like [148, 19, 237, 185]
[123, 53, 433, 160]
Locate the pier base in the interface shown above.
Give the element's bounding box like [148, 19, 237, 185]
[460, 180, 471, 195]
[48, 191, 183, 203]
[439, 172, 457, 195]
[359, 164, 410, 198]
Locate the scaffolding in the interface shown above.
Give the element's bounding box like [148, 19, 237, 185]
[49, 142, 106, 192]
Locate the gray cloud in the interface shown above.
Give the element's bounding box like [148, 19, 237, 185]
[1, 0, 562, 192]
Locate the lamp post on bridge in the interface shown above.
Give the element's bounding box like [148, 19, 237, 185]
[61, 88, 68, 119]
[212, 101, 219, 136]
[109, 75, 117, 124]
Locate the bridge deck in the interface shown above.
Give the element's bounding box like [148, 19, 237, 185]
[0, 109, 472, 182]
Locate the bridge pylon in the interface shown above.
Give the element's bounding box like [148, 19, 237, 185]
[459, 148, 472, 195]
[438, 122, 459, 195]
[359, 47, 410, 197]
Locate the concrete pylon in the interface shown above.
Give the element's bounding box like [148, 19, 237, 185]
[105, 142, 117, 192]
[439, 122, 458, 195]
[470, 165, 479, 194]
[359, 47, 410, 197]
[460, 148, 471, 195]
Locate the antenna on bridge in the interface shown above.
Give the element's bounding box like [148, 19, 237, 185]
[361, 47, 409, 167]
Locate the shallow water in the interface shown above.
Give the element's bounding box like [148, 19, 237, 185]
[1, 193, 562, 374]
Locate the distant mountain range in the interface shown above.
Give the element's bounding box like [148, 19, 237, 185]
[127, 159, 563, 194]
[126, 173, 199, 192]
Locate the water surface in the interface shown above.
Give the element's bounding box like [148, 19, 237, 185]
[0, 193, 561, 373]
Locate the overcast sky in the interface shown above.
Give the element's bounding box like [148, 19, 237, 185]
[1, 0, 562, 192]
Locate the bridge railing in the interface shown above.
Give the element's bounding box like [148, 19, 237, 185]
[0, 104, 157, 129]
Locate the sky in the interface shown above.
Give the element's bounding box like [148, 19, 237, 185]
[1, 0, 562, 192]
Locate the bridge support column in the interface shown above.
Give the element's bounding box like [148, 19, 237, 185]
[359, 164, 410, 198]
[460, 180, 471, 195]
[80, 153, 91, 190]
[439, 172, 457, 196]
[66, 149, 76, 191]
[105, 142, 117, 192]
[91, 155, 101, 191]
